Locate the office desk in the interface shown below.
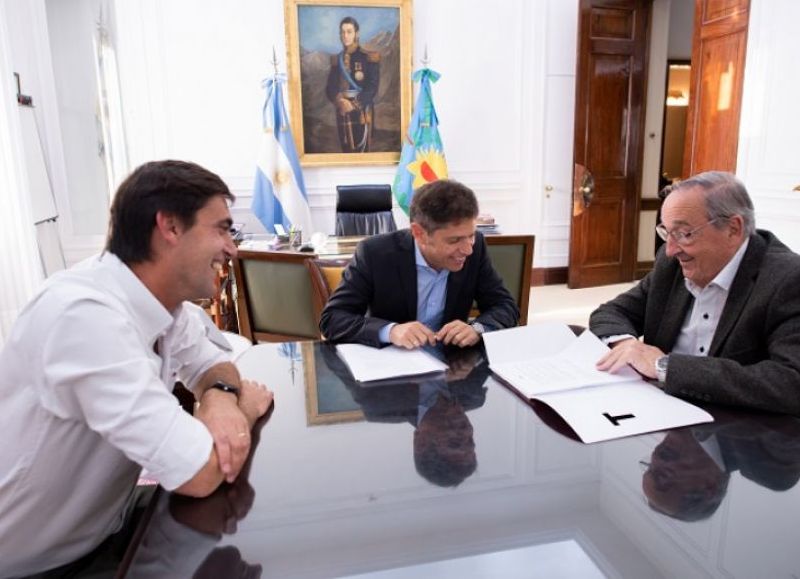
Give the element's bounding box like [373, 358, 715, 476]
[233, 234, 534, 342]
[116, 341, 800, 578]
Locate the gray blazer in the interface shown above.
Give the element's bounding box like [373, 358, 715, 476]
[320, 229, 519, 347]
[590, 230, 800, 415]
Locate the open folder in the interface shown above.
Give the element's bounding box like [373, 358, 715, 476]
[483, 323, 713, 443]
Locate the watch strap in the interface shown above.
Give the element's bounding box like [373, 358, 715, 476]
[210, 380, 240, 398]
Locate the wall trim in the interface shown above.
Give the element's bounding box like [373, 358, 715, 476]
[531, 266, 568, 286]
[640, 198, 661, 212]
[635, 261, 654, 280]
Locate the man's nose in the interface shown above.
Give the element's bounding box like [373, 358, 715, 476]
[461, 238, 474, 255]
[225, 236, 238, 259]
[664, 235, 680, 257]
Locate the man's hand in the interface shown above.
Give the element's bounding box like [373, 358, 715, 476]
[389, 321, 437, 349]
[196, 389, 251, 483]
[336, 95, 355, 114]
[436, 320, 481, 348]
[238, 379, 274, 426]
[595, 338, 664, 379]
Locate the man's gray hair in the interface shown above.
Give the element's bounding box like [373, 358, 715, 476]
[671, 171, 756, 236]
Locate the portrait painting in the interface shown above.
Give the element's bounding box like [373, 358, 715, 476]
[284, 0, 412, 165]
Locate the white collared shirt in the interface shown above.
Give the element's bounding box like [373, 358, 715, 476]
[0, 252, 227, 576]
[672, 239, 749, 356]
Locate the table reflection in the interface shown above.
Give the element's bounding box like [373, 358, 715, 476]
[318, 343, 489, 487]
[126, 410, 271, 579]
[641, 407, 800, 521]
[115, 341, 800, 579]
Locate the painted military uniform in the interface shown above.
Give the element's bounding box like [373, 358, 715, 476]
[326, 44, 380, 153]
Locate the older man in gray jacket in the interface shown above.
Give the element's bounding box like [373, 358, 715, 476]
[590, 171, 800, 415]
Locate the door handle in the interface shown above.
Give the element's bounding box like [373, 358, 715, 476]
[573, 164, 596, 216]
[579, 173, 595, 208]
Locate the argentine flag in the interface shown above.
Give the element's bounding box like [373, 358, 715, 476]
[392, 68, 448, 214]
[252, 75, 313, 235]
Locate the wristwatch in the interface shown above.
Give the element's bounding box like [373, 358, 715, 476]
[655, 355, 669, 384]
[470, 322, 486, 336]
[210, 380, 240, 398]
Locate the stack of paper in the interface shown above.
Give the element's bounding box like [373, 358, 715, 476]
[483, 324, 713, 443]
[335, 344, 447, 383]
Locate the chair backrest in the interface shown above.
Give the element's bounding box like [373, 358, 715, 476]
[306, 258, 350, 335]
[232, 250, 321, 342]
[335, 184, 397, 236]
[471, 235, 534, 326]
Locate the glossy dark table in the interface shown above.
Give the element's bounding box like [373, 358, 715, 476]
[121, 342, 800, 578]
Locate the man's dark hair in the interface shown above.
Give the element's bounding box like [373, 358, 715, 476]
[340, 16, 359, 32]
[105, 160, 234, 264]
[409, 179, 479, 233]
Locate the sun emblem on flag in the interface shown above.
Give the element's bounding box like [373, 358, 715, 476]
[406, 147, 448, 189]
[273, 169, 291, 186]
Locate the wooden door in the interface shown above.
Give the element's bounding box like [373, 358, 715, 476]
[682, 0, 750, 176]
[568, 0, 651, 289]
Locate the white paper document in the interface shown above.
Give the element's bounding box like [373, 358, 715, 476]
[483, 325, 713, 443]
[335, 344, 448, 382]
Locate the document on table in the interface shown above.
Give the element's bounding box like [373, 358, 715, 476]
[336, 344, 448, 383]
[483, 325, 713, 443]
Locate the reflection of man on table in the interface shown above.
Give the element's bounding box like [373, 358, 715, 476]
[0, 160, 273, 577]
[323, 344, 489, 486]
[590, 171, 800, 415]
[128, 413, 271, 578]
[320, 179, 519, 348]
[642, 409, 800, 521]
[325, 16, 380, 153]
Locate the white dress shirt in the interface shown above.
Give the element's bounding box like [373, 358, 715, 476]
[603, 239, 749, 358]
[0, 252, 227, 576]
[672, 239, 749, 356]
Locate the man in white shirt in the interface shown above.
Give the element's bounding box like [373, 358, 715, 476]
[590, 171, 800, 415]
[0, 160, 273, 577]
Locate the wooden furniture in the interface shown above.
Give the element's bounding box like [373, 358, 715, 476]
[232, 233, 534, 341]
[306, 257, 350, 333]
[482, 234, 534, 326]
[232, 250, 321, 343]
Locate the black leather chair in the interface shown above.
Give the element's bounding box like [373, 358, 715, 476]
[335, 184, 398, 236]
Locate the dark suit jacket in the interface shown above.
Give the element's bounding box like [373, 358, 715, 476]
[320, 229, 519, 347]
[590, 230, 800, 415]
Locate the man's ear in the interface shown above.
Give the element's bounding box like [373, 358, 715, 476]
[154, 211, 182, 245]
[410, 222, 426, 243]
[728, 214, 745, 240]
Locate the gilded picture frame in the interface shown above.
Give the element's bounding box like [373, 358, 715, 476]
[303, 342, 364, 426]
[284, 0, 412, 166]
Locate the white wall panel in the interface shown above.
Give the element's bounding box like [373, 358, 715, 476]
[737, 0, 800, 252]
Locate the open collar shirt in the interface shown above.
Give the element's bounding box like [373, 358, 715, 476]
[672, 239, 749, 356]
[378, 241, 449, 343]
[0, 252, 227, 576]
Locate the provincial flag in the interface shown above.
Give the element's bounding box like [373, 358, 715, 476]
[252, 75, 314, 235]
[392, 68, 448, 214]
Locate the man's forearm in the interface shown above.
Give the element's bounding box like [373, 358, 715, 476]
[194, 362, 241, 398]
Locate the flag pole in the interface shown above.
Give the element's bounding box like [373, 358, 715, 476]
[271, 46, 279, 77]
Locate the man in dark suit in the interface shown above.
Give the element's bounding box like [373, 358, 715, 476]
[590, 171, 800, 415]
[320, 179, 519, 348]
